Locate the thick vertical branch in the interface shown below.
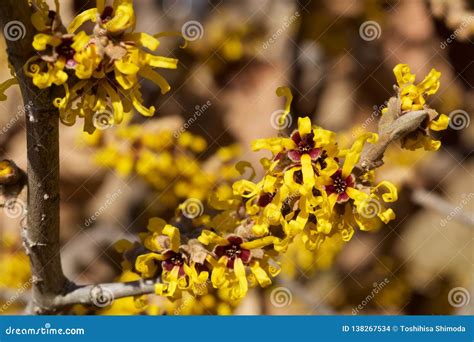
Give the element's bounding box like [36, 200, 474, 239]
[0, 0, 66, 313]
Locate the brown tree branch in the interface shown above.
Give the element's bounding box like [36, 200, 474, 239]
[0, 1, 160, 313]
[53, 280, 156, 308]
[355, 96, 429, 174]
[0, 0, 67, 314]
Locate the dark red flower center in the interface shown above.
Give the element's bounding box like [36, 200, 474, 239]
[324, 169, 355, 203]
[162, 251, 185, 276]
[288, 131, 321, 162]
[225, 244, 242, 259]
[333, 176, 347, 194]
[257, 192, 275, 207]
[100, 6, 114, 23]
[215, 236, 251, 269]
[57, 38, 75, 61]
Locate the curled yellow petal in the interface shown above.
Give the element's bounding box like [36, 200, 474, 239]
[68, 8, 98, 33]
[241, 236, 279, 250]
[162, 224, 181, 252]
[32, 33, 60, 51]
[0, 77, 18, 101]
[135, 253, 164, 278]
[342, 132, 378, 178]
[300, 154, 315, 193]
[147, 217, 167, 233]
[138, 66, 171, 94]
[250, 262, 271, 287]
[105, 0, 135, 32]
[393, 63, 415, 86]
[123, 32, 160, 50]
[374, 181, 398, 202]
[297, 116, 312, 136]
[131, 88, 155, 116]
[198, 230, 228, 245]
[275, 86, 292, 130]
[378, 208, 396, 223]
[232, 258, 248, 299]
[101, 81, 124, 124]
[429, 113, 449, 131]
[146, 55, 178, 69]
[418, 68, 441, 95]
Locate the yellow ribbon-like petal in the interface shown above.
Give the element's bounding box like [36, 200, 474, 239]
[198, 230, 228, 245]
[297, 116, 312, 136]
[162, 224, 181, 252]
[429, 113, 449, 131]
[135, 253, 164, 278]
[68, 8, 98, 33]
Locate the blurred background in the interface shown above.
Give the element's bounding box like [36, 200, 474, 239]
[0, 0, 473, 315]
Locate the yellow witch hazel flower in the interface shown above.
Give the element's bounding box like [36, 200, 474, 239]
[134, 218, 210, 298]
[198, 230, 280, 300]
[110, 78, 447, 314]
[25, 0, 179, 133]
[235, 115, 339, 238]
[91, 123, 234, 209]
[26, 31, 92, 88]
[233, 87, 398, 255]
[281, 232, 344, 278]
[389, 63, 450, 151]
[316, 137, 398, 233]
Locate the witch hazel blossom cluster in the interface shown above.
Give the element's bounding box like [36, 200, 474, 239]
[0, 0, 454, 316]
[24, 0, 178, 133]
[113, 64, 448, 306]
[390, 63, 449, 151]
[117, 115, 397, 302]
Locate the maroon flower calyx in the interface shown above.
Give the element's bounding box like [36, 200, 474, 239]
[324, 169, 355, 203]
[287, 130, 321, 162]
[214, 236, 251, 269]
[162, 250, 186, 277]
[257, 192, 275, 207]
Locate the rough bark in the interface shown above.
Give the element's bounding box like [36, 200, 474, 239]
[0, 0, 67, 314]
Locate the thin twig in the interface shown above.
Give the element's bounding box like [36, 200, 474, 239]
[412, 188, 474, 227]
[356, 96, 428, 174]
[53, 280, 157, 307]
